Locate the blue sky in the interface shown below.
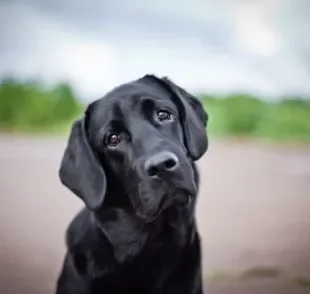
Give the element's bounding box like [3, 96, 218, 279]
[0, 0, 309, 100]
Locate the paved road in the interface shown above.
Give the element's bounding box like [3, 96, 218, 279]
[1, 135, 310, 293]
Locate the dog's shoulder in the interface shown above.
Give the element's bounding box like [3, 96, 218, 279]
[64, 208, 117, 277]
[66, 208, 92, 248]
[65, 208, 108, 254]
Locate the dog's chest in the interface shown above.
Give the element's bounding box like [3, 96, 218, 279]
[91, 245, 183, 294]
[91, 220, 189, 294]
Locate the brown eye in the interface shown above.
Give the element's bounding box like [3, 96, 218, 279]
[108, 133, 121, 147]
[157, 110, 172, 122]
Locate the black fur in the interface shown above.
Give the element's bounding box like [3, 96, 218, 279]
[56, 75, 208, 294]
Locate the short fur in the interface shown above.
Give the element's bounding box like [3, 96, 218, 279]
[56, 75, 208, 294]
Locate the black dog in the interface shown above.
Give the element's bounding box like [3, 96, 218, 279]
[56, 75, 208, 294]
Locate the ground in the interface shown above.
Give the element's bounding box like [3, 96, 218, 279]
[1, 135, 310, 293]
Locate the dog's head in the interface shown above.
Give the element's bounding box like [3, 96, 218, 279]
[59, 75, 208, 222]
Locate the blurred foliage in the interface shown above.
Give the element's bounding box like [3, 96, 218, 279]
[0, 78, 84, 134]
[201, 94, 310, 142]
[0, 78, 309, 141]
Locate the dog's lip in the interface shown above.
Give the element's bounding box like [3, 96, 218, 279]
[134, 193, 167, 223]
[176, 193, 192, 207]
[135, 207, 162, 223]
[186, 193, 192, 206]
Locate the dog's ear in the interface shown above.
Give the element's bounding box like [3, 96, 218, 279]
[148, 75, 208, 160]
[59, 116, 106, 210]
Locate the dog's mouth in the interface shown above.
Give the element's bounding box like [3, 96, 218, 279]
[135, 190, 193, 223]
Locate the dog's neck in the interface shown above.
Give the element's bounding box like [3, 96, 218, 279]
[94, 207, 148, 263]
[93, 203, 196, 264]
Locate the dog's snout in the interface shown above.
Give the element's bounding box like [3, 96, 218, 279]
[145, 151, 179, 178]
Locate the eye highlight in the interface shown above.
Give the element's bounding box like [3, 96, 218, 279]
[157, 110, 173, 122]
[107, 133, 121, 147]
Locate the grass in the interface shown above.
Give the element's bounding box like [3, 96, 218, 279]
[205, 267, 281, 285]
[205, 266, 310, 288]
[294, 276, 310, 288]
[242, 267, 281, 279]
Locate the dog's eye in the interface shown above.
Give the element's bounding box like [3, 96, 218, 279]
[107, 133, 121, 147]
[157, 110, 172, 122]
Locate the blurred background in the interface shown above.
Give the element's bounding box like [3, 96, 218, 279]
[1, 0, 310, 293]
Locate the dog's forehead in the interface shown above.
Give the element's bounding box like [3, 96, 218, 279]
[108, 82, 169, 106]
[92, 82, 171, 123]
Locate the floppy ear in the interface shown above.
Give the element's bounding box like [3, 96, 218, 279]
[157, 76, 208, 160]
[59, 117, 106, 210]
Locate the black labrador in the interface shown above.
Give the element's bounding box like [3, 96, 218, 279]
[56, 74, 208, 294]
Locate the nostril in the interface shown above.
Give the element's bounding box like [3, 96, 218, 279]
[148, 166, 159, 177]
[165, 158, 177, 170]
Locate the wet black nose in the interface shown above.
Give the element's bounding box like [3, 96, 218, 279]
[144, 151, 179, 178]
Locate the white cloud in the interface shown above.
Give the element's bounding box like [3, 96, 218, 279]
[0, 3, 122, 99]
[234, 4, 281, 56]
[0, 1, 309, 100]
